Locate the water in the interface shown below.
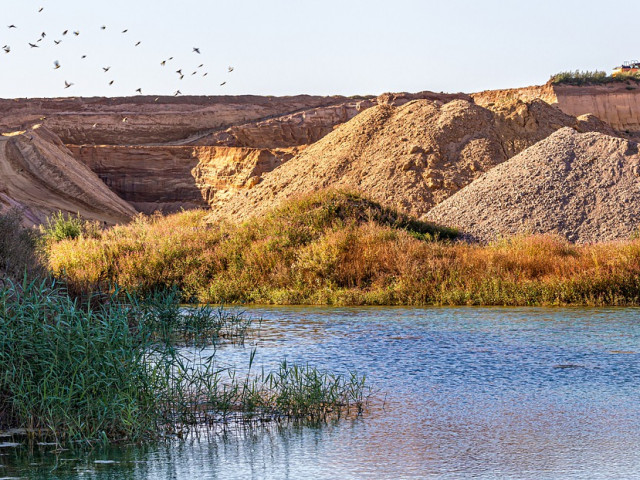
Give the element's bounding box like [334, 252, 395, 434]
[2, 307, 639, 479]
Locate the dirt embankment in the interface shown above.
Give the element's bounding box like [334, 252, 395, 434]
[426, 128, 640, 244]
[207, 97, 614, 221]
[0, 126, 136, 226]
[0, 95, 370, 146]
[474, 81, 640, 136]
[68, 144, 301, 214]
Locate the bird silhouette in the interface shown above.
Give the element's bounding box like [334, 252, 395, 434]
[168, 57, 173, 60]
[101, 25, 106, 30]
[174, 90, 181, 96]
[203, 72, 208, 77]
[73, 31, 80, 36]
[136, 88, 142, 94]
[109, 80, 114, 85]
[54, 40, 61, 45]
[135, 41, 141, 46]
[220, 81, 226, 86]
[64, 81, 74, 88]
[176, 69, 182, 75]
[198, 64, 204, 68]
[179, 74, 184, 80]
[193, 47, 201, 54]
[8, 25, 16, 29]
[28, 43, 39, 48]
[103, 66, 111, 72]
[53, 60, 61, 69]
[38, 7, 43, 12]
[36, 38, 43, 43]
[122, 29, 128, 33]
[160, 60, 166, 66]
[41, 32, 46, 38]
[228, 66, 234, 72]
[81, 55, 87, 59]
[62, 30, 68, 35]
[191, 71, 197, 75]
[2, 46, 10, 54]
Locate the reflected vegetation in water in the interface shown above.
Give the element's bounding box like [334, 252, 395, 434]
[2, 307, 639, 479]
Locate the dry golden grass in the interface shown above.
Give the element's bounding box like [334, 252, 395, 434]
[47, 191, 640, 306]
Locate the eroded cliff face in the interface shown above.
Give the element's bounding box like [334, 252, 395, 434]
[0, 126, 136, 226]
[552, 83, 640, 135]
[0, 95, 370, 146]
[473, 81, 640, 136]
[67, 144, 300, 214]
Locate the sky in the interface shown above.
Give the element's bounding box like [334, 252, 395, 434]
[0, 0, 639, 98]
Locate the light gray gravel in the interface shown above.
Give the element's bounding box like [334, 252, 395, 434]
[425, 128, 640, 244]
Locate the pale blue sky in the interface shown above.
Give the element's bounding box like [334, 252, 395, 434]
[0, 0, 637, 98]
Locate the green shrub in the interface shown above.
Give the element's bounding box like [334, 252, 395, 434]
[41, 211, 84, 242]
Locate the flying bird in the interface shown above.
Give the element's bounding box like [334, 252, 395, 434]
[179, 74, 184, 80]
[62, 30, 68, 35]
[36, 38, 42, 43]
[64, 81, 74, 89]
[228, 66, 234, 72]
[53, 60, 60, 69]
[3, 46, 10, 54]
[191, 71, 197, 75]
[101, 25, 106, 30]
[8, 25, 16, 29]
[28, 43, 39, 48]
[135, 41, 141, 46]
[198, 64, 203, 68]
[193, 47, 201, 54]
[73, 31, 80, 36]
[136, 88, 142, 94]
[175, 69, 182, 75]
[203, 72, 208, 77]
[38, 7, 44, 12]
[103, 66, 111, 72]
[220, 81, 226, 86]
[109, 80, 114, 85]
[122, 117, 128, 122]
[168, 57, 173, 60]
[122, 29, 128, 33]
[41, 32, 46, 38]
[81, 55, 87, 59]
[160, 60, 166, 66]
[174, 90, 181, 96]
[54, 40, 61, 45]
[92, 123, 98, 128]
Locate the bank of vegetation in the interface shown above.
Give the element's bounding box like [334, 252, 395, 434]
[0, 210, 368, 445]
[550, 70, 640, 86]
[47, 190, 640, 306]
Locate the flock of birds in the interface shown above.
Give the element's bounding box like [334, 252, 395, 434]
[2, 5, 235, 96]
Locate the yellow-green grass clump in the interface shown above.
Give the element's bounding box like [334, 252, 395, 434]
[47, 190, 640, 306]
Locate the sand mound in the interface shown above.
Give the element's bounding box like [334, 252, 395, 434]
[209, 98, 615, 221]
[0, 125, 136, 226]
[426, 128, 640, 244]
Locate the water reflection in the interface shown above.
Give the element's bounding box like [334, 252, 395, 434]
[2, 307, 639, 479]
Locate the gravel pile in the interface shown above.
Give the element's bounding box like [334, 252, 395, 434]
[426, 128, 640, 244]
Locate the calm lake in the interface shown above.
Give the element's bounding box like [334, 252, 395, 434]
[2, 307, 639, 479]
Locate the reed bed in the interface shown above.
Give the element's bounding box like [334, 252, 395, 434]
[47, 191, 640, 306]
[0, 280, 367, 445]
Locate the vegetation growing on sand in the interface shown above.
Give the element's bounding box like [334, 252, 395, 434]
[47, 190, 640, 306]
[550, 70, 640, 85]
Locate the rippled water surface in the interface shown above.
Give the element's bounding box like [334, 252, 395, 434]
[2, 307, 639, 479]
